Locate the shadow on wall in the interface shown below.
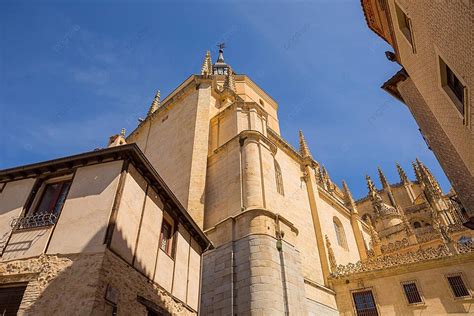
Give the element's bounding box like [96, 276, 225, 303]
[18, 227, 174, 315]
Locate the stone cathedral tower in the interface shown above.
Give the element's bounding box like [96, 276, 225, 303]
[126, 48, 472, 315]
[127, 48, 353, 314]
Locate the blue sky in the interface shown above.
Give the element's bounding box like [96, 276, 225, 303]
[0, 0, 450, 199]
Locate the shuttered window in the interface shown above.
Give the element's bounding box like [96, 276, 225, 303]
[447, 275, 470, 298]
[0, 284, 27, 316]
[402, 281, 423, 304]
[352, 290, 378, 316]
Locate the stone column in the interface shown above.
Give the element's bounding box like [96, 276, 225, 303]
[241, 134, 264, 209]
[302, 161, 331, 285]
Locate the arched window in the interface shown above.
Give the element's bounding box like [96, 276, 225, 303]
[274, 160, 284, 195]
[362, 213, 373, 226]
[413, 221, 421, 229]
[333, 217, 348, 250]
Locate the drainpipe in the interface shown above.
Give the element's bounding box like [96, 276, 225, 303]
[275, 214, 289, 315]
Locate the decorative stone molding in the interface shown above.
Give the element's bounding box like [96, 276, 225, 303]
[330, 241, 473, 279]
[380, 238, 409, 254]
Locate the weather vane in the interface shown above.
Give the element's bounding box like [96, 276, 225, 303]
[217, 42, 226, 50]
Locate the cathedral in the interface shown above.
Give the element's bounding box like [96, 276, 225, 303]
[0, 47, 472, 315]
[127, 48, 473, 315]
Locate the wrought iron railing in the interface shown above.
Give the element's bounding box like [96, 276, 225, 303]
[10, 213, 58, 230]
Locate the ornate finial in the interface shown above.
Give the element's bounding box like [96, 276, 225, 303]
[412, 161, 422, 183]
[298, 130, 313, 159]
[200, 50, 213, 76]
[377, 167, 390, 188]
[396, 162, 410, 184]
[120, 128, 126, 136]
[342, 180, 357, 212]
[325, 235, 337, 272]
[223, 67, 236, 91]
[366, 175, 377, 193]
[416, 159, 442, 199]
[148, 90, 161, 116]
[366, 174, 386, 216]
[367, 221, 380, 245]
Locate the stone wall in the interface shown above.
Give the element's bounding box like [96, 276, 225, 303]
[331, 252, 474, 315]
[398, 77, 474, 214]
[201, 234, 308, 315]
[385, 0, 474, 214]
[0, 251, 196, 315]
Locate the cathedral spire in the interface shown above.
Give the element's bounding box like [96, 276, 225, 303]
[213, 43, 231, 75]
[416, 159, 443, 198]
[298, 130, 313, 159]
[377, 167, 390, 188]
[366, 174, 377, 194]
[147, 90, 161, 116]
[412, 161, 422, 183]
[200, 50, 213, 76]
[342, 180, 357, 212]
[396, 162, 410, 184]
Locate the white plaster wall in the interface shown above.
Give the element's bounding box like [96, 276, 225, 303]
[133, 189, 163, 279]
[0, 178, 36, 252]
[48, 160, 123, 254]
[110, 164, 147, 263]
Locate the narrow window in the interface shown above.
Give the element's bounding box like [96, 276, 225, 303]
[159, 220, 173, 257]
[274, 160, 284, 196]
[447, 275, 470, 298]
[439, 57, 466, 119]
[34, 180, 72, 215]
[402, 281, 423, 304]
[352, 290, 378, 316]
[0, 284, 27, 316]
[395, 3, 414, 48]
[333, 217, 348, 250]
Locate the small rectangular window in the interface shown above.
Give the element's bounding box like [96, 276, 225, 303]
[439, 57, 466, 120]
[159, 220, 173, 256]
[446, 67, 465, 108]
[395, 3, 415, 51]
[402, 281, 423, 304]
[352, 290, 378, 316]
[447, 275, 470, 298]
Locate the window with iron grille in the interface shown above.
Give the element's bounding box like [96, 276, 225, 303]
[352, 290, 378, 316]
[0, 284, 27, 316]
[33, 180, 72, 216]
[447, 275, 470, 298]
[402, 281, 423, 304]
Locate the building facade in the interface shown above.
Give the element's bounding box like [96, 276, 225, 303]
[360, 0, 474, 228]
[0, 143, 210, 315]
[126, 48, 474, 315]
[1, 46, 473, 315]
